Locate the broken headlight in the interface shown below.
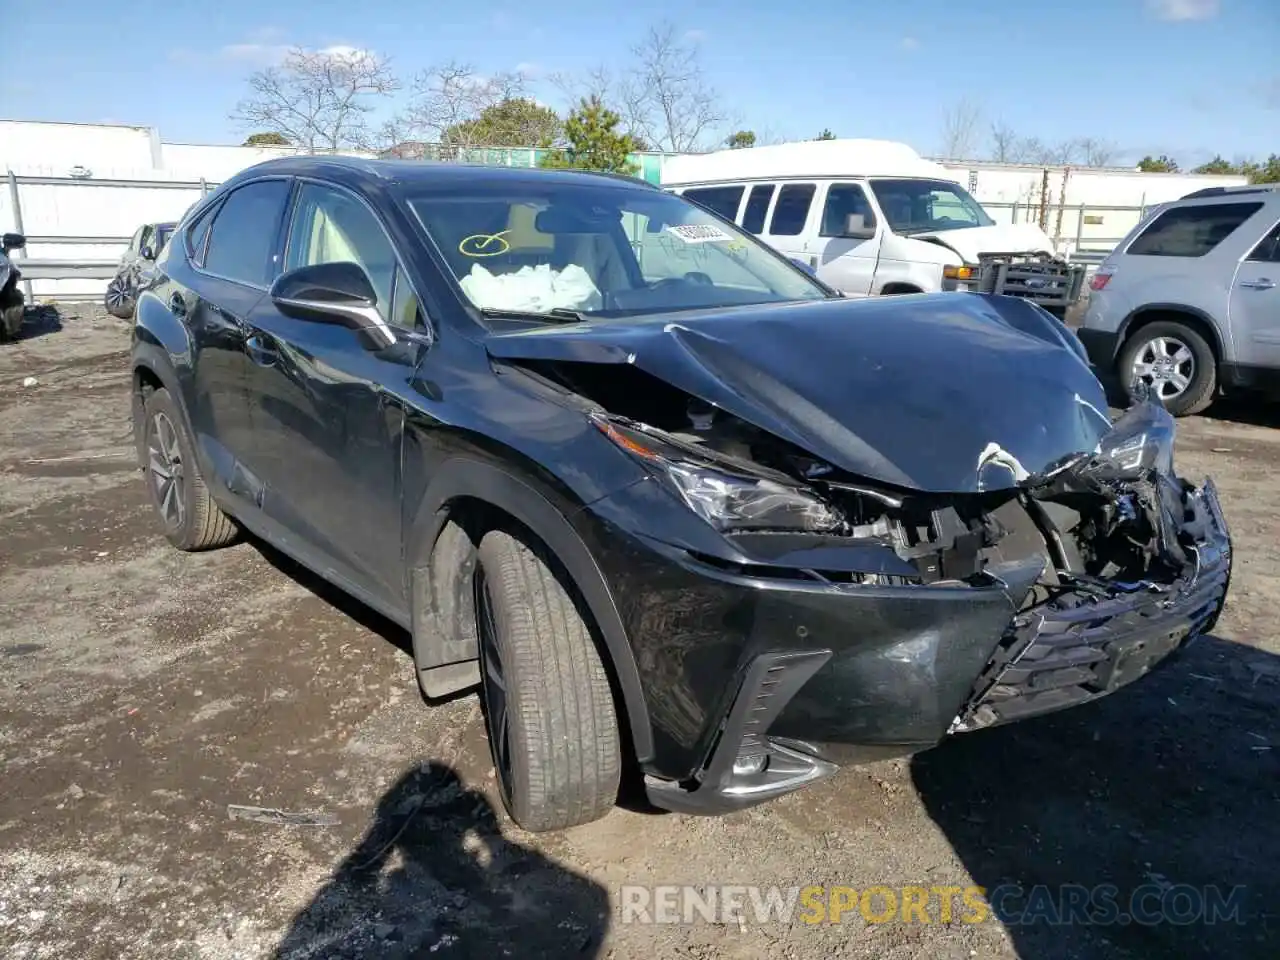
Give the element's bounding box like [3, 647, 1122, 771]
[1099, 400, 1176, 479]
[593, 416, 844, 533]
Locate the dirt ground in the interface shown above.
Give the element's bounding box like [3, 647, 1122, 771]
[1, 303, 1277, 960]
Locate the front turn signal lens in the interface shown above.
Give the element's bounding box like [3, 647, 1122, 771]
[943, 265, 974, 281]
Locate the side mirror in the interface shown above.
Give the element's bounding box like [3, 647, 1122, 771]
[844, 214, 876, 240]
[269, 261, 395, 349]
[2, 232, 25, 252]
[140, 245, 156, 261]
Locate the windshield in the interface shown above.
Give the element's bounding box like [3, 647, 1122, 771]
[868, 178, 995, 235]
[403, 179, 831, 320]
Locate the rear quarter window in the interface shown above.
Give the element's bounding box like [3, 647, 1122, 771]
[1125, 201, 1263, 258]
[682, 185, 745, 221]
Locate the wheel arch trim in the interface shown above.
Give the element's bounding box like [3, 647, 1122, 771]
[407, 457, 655, 763]
[1118, 303, 1226, 362]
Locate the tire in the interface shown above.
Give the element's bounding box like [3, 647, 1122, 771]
[104, 277, 136, 320]
[141, 387, 238, 551]
[474, 527, 620, 832]
[1118, 320, 1217, 417]
[0, 303, 22, 340]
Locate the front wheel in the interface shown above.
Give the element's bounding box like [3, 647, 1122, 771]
[474, 528, 621, 832]
[1118, 321, 1217, 417]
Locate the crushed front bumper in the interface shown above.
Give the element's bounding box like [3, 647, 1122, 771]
[951, 477, 1231, 733]
[602, 476, 1231, 817]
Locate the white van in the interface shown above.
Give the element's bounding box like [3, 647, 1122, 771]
[660, 139, 1085, 312]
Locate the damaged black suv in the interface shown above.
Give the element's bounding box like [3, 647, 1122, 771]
[130, 157, 1232, 832]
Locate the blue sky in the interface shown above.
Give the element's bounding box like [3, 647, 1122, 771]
[6, 0, 1278, 166]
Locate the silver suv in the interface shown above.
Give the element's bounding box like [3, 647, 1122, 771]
[1077, 184, 1280, 416]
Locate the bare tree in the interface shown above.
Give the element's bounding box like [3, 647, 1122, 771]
[989, 121, 1022, 162]
[399, 61, 528, 156]
[617, 23, 726, 152]
[1076, 137, 1117, 167]
[939, 97, 984, 160]
[230, 47, 399, 153]
[548, 64, 615, 106]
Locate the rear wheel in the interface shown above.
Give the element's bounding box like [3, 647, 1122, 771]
[474, 527, 621, 832]
[1118, 320, 1217, 416]
[141, 387, 238, 550]
[104, 277, 136, 319]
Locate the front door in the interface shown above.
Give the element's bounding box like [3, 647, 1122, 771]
[808, 182, 879, 296]
[1229, 219, 1280, 370]
[244, 180, 427, 608]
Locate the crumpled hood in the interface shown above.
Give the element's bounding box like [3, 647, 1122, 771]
[484, 292, 1113, 493]
[914, 223, 1057, 262]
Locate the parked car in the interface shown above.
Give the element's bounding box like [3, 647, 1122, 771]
[130, 156, 1231, 832]
[0, 231, 26, 340]
[661, 139, 1086, 314]
[104, 220, 176, 319]
[1077, 183, 1280, 416]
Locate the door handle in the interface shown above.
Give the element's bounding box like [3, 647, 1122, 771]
[169, 293, 188, 318]
[245, 334, 278, 367]
[1240, 278, 1276, 290]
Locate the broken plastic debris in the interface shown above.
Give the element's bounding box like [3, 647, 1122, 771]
[21, 376, 38, 388]
[226, 804, 339, 827]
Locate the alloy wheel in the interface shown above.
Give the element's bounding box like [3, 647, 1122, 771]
[474, 568, 513, 806]
[147, 411, 186, 529]
[1131, 335, 1195, 402]
[105, 279, 134, 315]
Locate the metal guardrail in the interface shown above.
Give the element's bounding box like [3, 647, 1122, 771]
[4, 171, 215, 299]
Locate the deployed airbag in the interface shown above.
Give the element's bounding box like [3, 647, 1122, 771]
[460, 262, 603, 313]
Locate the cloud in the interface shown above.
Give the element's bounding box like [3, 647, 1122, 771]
[683, 28, 707, 43]
[1145, 0, 1219, 21]
[900, 36, 919, 50]
[168, 35, 372, 69]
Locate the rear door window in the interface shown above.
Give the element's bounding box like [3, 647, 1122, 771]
[682, 185, 745, 221]
[202, 178, 293, 286]
[768, 184, 816, 236]
[1125, 202, 1263, 258]
[741, 184, 775, 234]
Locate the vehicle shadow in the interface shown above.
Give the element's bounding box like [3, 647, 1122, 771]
[1198, 396, 1280, 430]
[246, 533, 415, 659]
[911, 634, 1279, 959]
[12, 304, 64, 342]
[271, 761, 612, 958]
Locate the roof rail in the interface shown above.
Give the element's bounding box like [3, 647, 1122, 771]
[1180, 184, 1280, 200]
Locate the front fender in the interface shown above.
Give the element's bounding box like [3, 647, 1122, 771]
[406, 455, 655, 764]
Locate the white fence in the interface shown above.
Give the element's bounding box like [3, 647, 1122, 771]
[3, 169, 1159, 301]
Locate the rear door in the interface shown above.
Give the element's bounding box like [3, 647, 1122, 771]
[1229, 217, 1280, 369]
[808, 182, 879, 296]
[174, 177, 293, 512]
